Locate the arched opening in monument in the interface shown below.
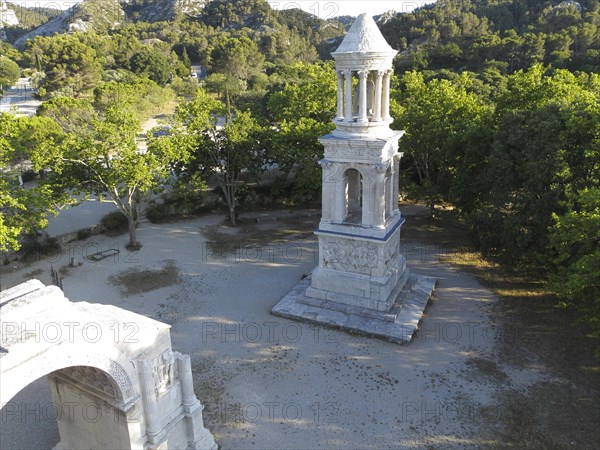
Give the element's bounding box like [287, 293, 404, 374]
[344, 168, 363, 224]
[366, 72, 376, 118]
[1, 365, 131, 450]
[385, 165, 393, 221]
[50, 365, 131, 449]
[0, 376, 60, 450]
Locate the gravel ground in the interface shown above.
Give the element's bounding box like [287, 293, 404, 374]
[0, 211, 574, 449]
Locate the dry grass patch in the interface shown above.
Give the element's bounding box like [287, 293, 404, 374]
[109, 259, 181, 296]
[202, 215, 319, 256]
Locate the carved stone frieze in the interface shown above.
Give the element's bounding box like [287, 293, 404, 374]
[322, 237, 378, 274]
[152, 350, 174, 398]
[58, 366, 118, 399]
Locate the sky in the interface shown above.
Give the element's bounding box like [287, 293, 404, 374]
[6, 0, 435, 16]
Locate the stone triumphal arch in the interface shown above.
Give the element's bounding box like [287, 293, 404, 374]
[0, 279, 216, 449]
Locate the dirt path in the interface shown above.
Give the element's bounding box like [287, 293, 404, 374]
[0, 78, 41, 117]
[0, 211, 597, 449]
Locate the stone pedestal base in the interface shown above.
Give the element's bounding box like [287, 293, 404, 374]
[271, 272, 436, 344]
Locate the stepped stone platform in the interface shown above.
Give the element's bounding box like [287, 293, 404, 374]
[272, 272, 436, 344]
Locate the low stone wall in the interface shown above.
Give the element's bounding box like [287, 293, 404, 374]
[1, 223, 106, 265]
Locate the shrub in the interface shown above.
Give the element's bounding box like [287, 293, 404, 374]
[77, 228, 92, 240]
[146, 174, 208, 223]
[145, 202, 172, 224]
[19, 232, 60, 262]
[101, 211, 129, 235]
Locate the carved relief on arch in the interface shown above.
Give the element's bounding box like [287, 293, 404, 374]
[55, 366, 120, 400]
[152, 349, 176, 398]
[77, 356, 135, 401]
[48, 358, 137, 414]
[107, 359, 135, 400]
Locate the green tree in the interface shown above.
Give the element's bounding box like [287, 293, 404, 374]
[393, 71, 491, 215]
[208, 36, 265, 86]
[181, 47, 192, 71]
[204, 73, 245, 116]
[267, 63, 337, 202]
[130, 47, 172, 86]
[471, 66, 600, 264]
[202, 111, 267, 225]
[169, 89, 267, 225]
[25, 34, 103, 97]
[0, 113, 67, 251]
[0, 57, 20, 93]
[549, 187, 600, 353]
[37, 106, 186, 248]
[37, 97, 96, 133]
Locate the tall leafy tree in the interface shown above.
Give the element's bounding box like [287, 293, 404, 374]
[471, 66, 600, 263]
[169, 89, 267, 225]
[392, 71, 492, 215]
[0, 113, 67, 251]
[267, 62, 336, 202]
[549, 187, 600, 353]
[25, 34, 103, 96]
[130, 47, 173, 86]
[37, 105, 186, 248]
[0, 57, 20, 93]
[207, 36, 265, 87]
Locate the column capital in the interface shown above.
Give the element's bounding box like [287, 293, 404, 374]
[372, 163, 389, 174]
[318, 159, 336, 171]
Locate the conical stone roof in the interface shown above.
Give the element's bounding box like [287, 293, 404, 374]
[333, 13, 395, 55]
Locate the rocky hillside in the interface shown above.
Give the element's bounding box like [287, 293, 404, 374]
[6, 0, 349, 50]
[2, 2, 62, 42]
[124, 0, 206, 22]
[12, 0, 123, 48]
[8, 0, 208, 47]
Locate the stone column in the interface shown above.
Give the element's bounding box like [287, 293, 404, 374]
[138, 359, 163, 442]
[371, 164, 387, 228]
[385, 172, 393, 220]
[357, 70, 368, 124]
[336, 71, 344, 120]
[373, 71, 383, 122]
[393, 156, 400, 214]
[344, 70, 353, 122]
[177, 354, 198, 410]
[336, 169, 347, 223]
[382, 70, 391, 121]
[319, 160, 335, 223]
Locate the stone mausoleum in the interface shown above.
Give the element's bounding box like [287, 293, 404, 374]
[272, 14, 436, 342]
